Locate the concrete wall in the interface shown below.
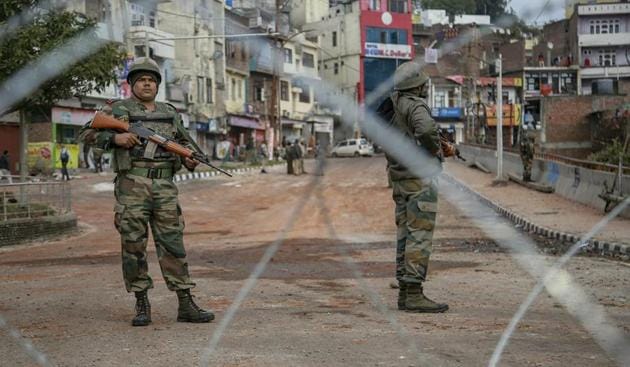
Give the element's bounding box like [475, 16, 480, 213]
[458, 144, 630, 218]
[0, 213, 77, 247]
[541, 95, 630, 158]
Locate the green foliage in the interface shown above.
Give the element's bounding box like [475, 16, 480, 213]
[421, 0, 512, 22]
[0, 0, 124, 114]
[588, 139, 630, 166]
[475, 0, 508, 21]
[421, 0, 476, 16]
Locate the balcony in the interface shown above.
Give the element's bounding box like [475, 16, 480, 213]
[580, 65, 630, 79]
[127, 26, 175, 59]
[578, 33, 630, 47]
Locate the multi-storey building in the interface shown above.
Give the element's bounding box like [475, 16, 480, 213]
[308, 0, 414, 140]
[157, 0, 227, 155]
[568, 1, 630, 95]
[224, 8, 267, 153]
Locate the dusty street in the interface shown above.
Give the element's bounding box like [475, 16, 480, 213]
[0, 157, 629, 367]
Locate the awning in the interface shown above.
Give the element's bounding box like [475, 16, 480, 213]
[228, 115, 263, 130]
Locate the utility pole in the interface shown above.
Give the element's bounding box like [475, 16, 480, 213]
[495, 53, 505, 183]
[269, 0, 282, 159]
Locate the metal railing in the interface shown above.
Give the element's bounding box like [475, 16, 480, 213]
[1, 181, 71, 222]
[462, 142, 630, 175]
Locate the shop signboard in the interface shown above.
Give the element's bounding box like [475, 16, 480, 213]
[364, 43, 412, 60]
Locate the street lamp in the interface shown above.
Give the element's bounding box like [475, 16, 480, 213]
[495, 53, 505, 183]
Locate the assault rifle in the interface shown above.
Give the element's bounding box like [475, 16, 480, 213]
[439, 130, 466, 162]
[91, 112, 232, 177]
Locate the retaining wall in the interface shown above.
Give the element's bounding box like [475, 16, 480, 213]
[0, 213, 77, 247]
[458, 144, 630, 218]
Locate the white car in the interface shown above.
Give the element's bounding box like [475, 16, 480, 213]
[330, 138, 374, 157]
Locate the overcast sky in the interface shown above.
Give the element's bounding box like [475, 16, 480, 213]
[509, 0, 565, 25]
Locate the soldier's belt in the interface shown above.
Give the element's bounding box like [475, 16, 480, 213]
[127, 167, 174, 179]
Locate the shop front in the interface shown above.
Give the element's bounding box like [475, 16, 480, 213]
[50, 107, 96, 170]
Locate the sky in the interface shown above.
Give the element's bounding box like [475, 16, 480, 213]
[509, 0, 566, 25]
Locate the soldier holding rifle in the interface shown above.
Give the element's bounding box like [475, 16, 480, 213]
[81, 58, 214, 326]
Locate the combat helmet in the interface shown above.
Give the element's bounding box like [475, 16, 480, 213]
[393, 61, 429, 91]
[127, 57, 162, 85]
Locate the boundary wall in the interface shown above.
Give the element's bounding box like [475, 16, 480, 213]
[458, 144, 630, 219]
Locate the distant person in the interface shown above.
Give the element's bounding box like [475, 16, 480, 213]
[0, 150, 9, 171]
[292, 139, 302, 175]
[286, 141, 295, 175]
[259, 140, 268, 174]
[538, 53, 545, 67]
[0, 150, 11, 183]
[519, 121, 536, 182]
[60, 146, 71, 181]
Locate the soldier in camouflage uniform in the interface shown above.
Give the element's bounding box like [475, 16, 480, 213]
[519, 120, 536, 182]
[81, 58, 214, 326]
[386, 61, 449, 313]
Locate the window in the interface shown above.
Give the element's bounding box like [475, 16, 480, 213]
[434, 91, 447, 108]
[332, 31, 337, 47]
[280, 81, 289, 101]
[149, 11, 156, 27]
[231, 78, 236, 100]
[366, 27, 407, 44]
[303, 52, 315, 68]
[334, 62, 339, 74]
[197, 76, 204, 103]
[238, 79, 242, 99]
[589, 18, 620, 34]
[206, 78, 213, 103]
[369, 0, 380, 10]
[598, 49, 616, 66]
[339, 141, 348, 147]
[348, 140, 357, 146]
[293, 79, 311, 103]
[255, 85, 264, 101]
[388, 0, 407, 13]
[284, 48, 293, 64]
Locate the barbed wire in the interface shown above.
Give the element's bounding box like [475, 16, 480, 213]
[1, 1, 628, 366]
[0, 314, 53, 367]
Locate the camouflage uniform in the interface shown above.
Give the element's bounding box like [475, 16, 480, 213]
[519, 124, 535, 181]
[387, 90, 441, 286]
[386, 61, 448, 313]
[85, 99, 195, 293]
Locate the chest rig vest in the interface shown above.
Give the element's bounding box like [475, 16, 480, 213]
[128, 111, 178, 162]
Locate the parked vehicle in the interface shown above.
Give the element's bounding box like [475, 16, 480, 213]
[330, 138, 374, 157]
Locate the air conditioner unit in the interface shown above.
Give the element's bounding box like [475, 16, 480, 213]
[282, 110, 290, 118]
[186, 93, 194, 105]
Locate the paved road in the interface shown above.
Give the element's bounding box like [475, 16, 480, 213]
[0, 157, 628, 366]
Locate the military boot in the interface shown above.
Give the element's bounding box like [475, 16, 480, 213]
[405, 284, 449, 313]
[132, 290, 151, 326]
[397, 281, 407, 310]
[176, 289, 215, 323]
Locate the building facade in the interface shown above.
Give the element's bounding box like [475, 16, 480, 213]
[568, 1, 630, 95]
[309, 0, 414, 140]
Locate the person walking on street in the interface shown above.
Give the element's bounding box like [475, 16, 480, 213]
[80, 57, 214, 327]
[519, 119, 536, 182]
[292, 139, 302, 175]
[298, 139, 307, 174]
[60, 146, 71, 181]
[286, 141, 295, 175]
[385, 61, 453, 313]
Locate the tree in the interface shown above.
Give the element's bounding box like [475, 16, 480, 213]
[421, 0, 476, 16]
[0, 0, 123, 178]
[475, 0, 508, 21]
